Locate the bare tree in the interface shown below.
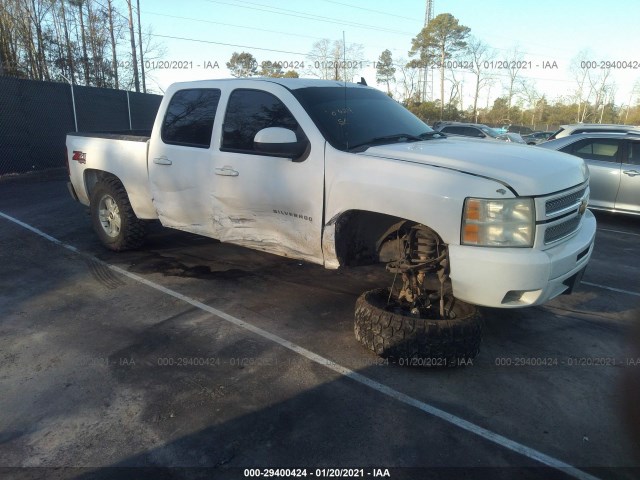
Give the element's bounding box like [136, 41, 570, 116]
[58, 0, 75, 83]
[27, 0, 53, 80]
[466, 36, 495, 121]
[503, 46, 525, 114]
[106, 0, 118, 88]
[0, 1, 22, 77]
[307, 38, 364, 82]
[0, 0, 163, 92]
[624, 80, 640, 123]
[396, 58, 419, 103]
[126, 0, 139, 92]
[136, 0, 145, 92]
[570, 50, 594, 122]
[69, 0, 90, 84]
[445, 69, 462, 115]
[590, 68, 613, 123]
[519, 78, 541, 126]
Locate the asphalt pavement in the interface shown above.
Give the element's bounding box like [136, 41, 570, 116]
[0, 174, 638, 480]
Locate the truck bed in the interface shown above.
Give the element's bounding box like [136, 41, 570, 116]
[67, 130, 151, 142]
[66, 130, 157, 219]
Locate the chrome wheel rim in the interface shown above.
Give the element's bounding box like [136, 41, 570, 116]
[98, 194, 121, 238]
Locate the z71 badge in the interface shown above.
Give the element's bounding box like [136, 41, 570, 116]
[72, 151, 86, 164]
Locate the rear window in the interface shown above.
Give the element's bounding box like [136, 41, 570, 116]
[161, 89, 221, 148]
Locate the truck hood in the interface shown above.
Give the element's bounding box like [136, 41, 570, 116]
[360, 137, 589, 196]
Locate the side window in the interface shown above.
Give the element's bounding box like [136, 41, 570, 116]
[628, 141, 640, 165]
[161, 89, 221, 148]
[443, 126, 464, 135]
[467, 127, 484, 137]
[221, 89, 300, 153]
[568, 139, 621, 163]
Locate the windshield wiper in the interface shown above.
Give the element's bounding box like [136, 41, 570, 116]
[349, 131, 440, 151]
[419, 131, 446, 139]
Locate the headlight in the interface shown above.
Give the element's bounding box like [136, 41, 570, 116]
[462, 197, 535, 247]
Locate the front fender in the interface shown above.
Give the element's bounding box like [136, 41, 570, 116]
[323, 146, 516, 246]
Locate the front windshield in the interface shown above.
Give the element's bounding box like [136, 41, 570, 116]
[291, 87, 434, 151]
[480, 126, 501, 138]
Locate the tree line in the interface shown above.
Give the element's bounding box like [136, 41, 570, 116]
[223, 12, 640, 129]
[371, 13, 640, 128]
[0, 0, 162, 91]
[2, 3, 638, 128]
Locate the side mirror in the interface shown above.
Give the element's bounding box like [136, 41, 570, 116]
[253, 127, 309, 161]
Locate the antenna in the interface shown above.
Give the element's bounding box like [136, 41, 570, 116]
[343, 31, 348, 84]
[343, 31, 348, 150]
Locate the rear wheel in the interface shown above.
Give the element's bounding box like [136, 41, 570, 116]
[90, 177, 146, 251]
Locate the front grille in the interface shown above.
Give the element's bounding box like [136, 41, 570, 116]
[545, 187, 586, 216]
[544, 216, 581, 244]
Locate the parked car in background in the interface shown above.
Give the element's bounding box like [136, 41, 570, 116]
[504, 125, 534, 136]
[435, 122, 521, 143]
[547, 123, 640, 141]
[497, 132, 526, 144]
[522, 131, 554, 145]
[538, 132, 640, 214]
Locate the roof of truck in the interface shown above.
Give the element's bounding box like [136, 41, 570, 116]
[169, 77, 371, 90]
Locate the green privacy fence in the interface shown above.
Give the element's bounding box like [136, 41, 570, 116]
[0, 76, 162, 175]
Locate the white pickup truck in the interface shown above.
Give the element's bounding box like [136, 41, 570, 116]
[66, 78, 596, 363]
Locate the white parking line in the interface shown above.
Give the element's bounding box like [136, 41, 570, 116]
[0, 210, 601, 480]
[597, 228, 640, 237]
[582, 281, 640, 298]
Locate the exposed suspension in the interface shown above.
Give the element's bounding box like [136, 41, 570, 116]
[386, 225, 451, 318]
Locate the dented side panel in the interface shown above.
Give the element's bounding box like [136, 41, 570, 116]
[209, 82, 326, 264]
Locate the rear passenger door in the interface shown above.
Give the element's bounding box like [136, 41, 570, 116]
[149, 88, 221, 235]
[561, 138, 623, 210]
[615, 139, 640, 213]
[210, 86, 325, 264]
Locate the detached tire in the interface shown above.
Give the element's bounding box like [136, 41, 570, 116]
[354, 288, 482, 366]
[90, 177, 146, 251]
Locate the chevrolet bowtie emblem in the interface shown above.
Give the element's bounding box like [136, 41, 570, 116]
[578, 199, 588, 215]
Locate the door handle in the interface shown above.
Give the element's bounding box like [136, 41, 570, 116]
[215, 166, 239, 176]
[153, 156, 172, 165]
[623, 170, 639, 177]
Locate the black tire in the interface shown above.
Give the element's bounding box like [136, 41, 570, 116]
[90, 177, 146, 251]
[354, 288, 482, 366]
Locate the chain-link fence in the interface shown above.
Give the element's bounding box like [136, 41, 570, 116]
[0, 76, 162, 175]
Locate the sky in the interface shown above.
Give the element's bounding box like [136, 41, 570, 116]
[135, 0, 640, 108]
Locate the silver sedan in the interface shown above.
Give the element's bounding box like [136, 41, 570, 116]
[538, 132, 640, 215]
